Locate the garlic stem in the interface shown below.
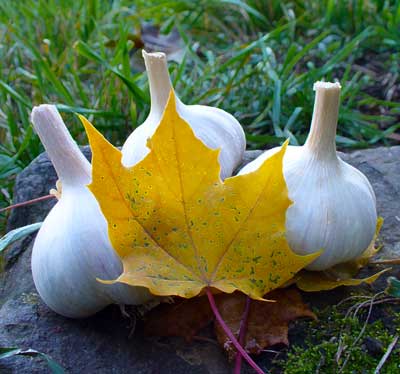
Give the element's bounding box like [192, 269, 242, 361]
[304, 81, 341, 161]
[142, 50, 174, 119]
[31, 105, 91, 186]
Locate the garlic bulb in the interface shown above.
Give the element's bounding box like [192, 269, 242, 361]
[239, 82, 377, 271]
[31, 105, 152, 318]
[122, 50, 246, 179]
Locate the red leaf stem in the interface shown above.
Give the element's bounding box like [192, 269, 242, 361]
[0, 194, 54, 213]
[205, 288, 265, 374]
[234, 296, 251, 374]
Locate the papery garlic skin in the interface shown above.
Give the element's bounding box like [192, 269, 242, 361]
[31, 105, 152, 318]
[239, 82, 377, 271]
[122, 51, 246, 179]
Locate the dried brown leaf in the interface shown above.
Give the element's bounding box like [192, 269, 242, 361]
[144, 288, 315, 360]
[144, 296, 213, 341]
[214, 289, 316, 359]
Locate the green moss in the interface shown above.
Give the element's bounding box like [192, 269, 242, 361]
[21, 292, 40, 305]
[277, 307, 400, 374]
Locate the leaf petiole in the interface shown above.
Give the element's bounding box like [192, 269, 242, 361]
[0, 194, 54, 213]
[234, 296, 252, 374]
[205, 288, 265, 374]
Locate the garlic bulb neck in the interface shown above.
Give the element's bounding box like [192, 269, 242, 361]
[122, 50, 246, 180]
[31, 105, 91, 187]
[30, 106, 152, 318]
[143, 50, 181, 121]
[305, 82, 341, 162]
[238, 81, 377, 271]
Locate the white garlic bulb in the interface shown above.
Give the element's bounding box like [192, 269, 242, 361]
[122, 50, 246, 179]
[239, 82, 377, 271]
[31, 105, 152, 318]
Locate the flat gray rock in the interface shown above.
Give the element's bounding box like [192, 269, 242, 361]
[1, 146, 399, 373]
[340, 147, 400, 258]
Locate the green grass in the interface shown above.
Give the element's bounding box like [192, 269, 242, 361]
[0, 0, 399, 232]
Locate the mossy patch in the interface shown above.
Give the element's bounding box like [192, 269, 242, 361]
[21, 292, 40, 305]
[273, 300, 400, 374]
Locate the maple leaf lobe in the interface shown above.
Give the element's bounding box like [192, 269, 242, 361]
[83, 91, 318, 299]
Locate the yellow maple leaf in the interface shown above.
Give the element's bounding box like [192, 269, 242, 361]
[81, 92, 319, 300]
[294, 268, 389, 292]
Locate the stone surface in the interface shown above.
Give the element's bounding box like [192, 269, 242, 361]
[1, 146, 400, 373]
[340, 146, 400, 258]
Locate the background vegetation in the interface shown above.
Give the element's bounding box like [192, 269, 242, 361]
[0, 0, 399, 233]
